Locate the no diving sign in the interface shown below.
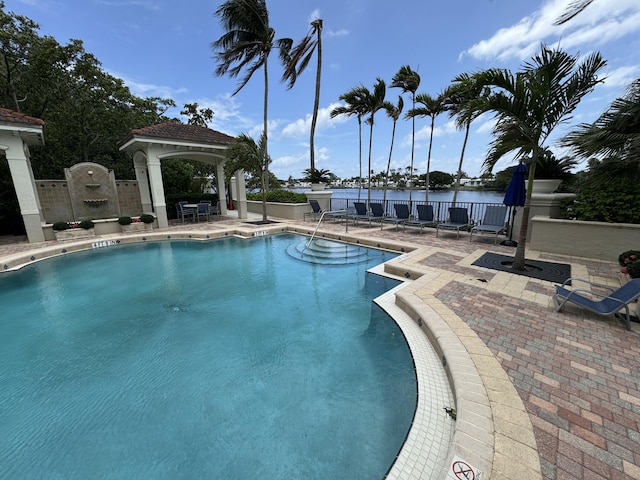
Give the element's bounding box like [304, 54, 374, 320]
[447, 455, 482, 480]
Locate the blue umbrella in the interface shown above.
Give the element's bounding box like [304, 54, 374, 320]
[501, 162, 528, 245]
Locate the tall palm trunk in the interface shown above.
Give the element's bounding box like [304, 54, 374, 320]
[309, 21, 322, 171]
[425, 116, 435, 203]
[408, 94, 416, 205]
[357, 116, 362, 201]
[451, 123, 470, 207]
[367, 120, 374, 206]
[261, 55, 269, 222]
[513, 148, 539, 270]
[383, 121, 397, 206]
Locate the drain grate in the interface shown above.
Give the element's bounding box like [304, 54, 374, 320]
[472, 252, 571, 283]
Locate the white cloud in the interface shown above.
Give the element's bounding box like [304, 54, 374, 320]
[308, 9, 320, 23]
[279, 102, 346, 139]
[463, 0, 640, 63]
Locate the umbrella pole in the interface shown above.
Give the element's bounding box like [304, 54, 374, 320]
[500, 206, 518, 247]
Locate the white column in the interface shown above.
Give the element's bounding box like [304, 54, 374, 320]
[3, 137, 45, 242]
[133, 151, 152, 212]
[215, 162, 227, 215]
[146, 146, 168, 228]
[233, 170, 247, 219]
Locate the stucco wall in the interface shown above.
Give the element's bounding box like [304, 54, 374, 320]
[529, 216, 640, 262]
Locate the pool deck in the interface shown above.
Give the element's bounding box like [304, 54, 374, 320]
[1, 213, 639, 480]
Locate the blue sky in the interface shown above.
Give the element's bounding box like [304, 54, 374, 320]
[7, 0, 640, 179]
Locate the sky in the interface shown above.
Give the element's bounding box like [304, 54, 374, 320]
[6, 0, 640, 180]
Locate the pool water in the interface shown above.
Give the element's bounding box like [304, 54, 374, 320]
[0, 234, 417, 479]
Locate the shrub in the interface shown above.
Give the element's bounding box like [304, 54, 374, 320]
[78, 220, 94, 229]
[246, 189, 307, 203]
[139, 214, 155, 224]
[627, 260, 640, 278]
[618, 250, 640, 267]
[118, 216, 132, 225]
[52, 221, 69, 231]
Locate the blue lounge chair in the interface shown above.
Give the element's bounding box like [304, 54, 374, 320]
[304, 199, 323, 221]
[553, 277, 640, 330]
[404, 204, 437, 234]
[381, 203, 410, 230]
[436, 207, 471, 239]
[470, 205, 508, 244]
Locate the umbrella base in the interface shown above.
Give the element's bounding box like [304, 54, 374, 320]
[500, 239, 518, 247]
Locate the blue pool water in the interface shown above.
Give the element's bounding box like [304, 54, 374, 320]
[0, 234, 417, 479]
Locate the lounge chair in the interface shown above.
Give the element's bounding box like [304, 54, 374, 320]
[381, 203, 410, 230]
[304, 199, 323, 221]
[470, 205, 508, 244]
[367, 203, 385, 226]
[553, 277, 640, 330]
[349, 202, 382, 226]
[436, 207, 471, 239]
[404, 204, 437, 234]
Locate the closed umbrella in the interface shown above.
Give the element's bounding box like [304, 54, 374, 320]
[501, 162, 527, 247]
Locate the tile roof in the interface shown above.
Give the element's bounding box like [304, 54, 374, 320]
[121, 122, 235, 147]
[0, 107, 45, 126]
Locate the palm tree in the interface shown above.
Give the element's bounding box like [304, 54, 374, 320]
[474, 45, 606, 270]
[212, 0, 292, 222]
[562, 77, 640, 183]
[225, 133, 270, 216]
[390, 65, 420, 204]
[382, 95, 403, 206]
[282, 18, 322, 171]
[362, 79, 389, 206]
[405, 92, 445, 203]
[554, 0, 595, 25]
[330, 86, 369, 201]
[443, 74, 488, 206]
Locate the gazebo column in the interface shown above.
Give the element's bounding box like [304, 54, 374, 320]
[145, 147, 168, 228]
[215, 162, 227, 215]
[3, 138, 45, 242]
[133, 152, 152, 213]
[232, 170, 247, 219]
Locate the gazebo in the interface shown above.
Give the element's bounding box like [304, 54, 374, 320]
[0, 108, 46, 243]
[118, 122, 245, 228]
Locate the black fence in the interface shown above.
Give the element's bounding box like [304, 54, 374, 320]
[328, 197, 508, 226]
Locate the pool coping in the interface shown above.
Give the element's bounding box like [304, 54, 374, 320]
[0, 224, 542, 479]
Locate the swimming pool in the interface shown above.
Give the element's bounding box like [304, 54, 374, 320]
[0, 234, 417, 479]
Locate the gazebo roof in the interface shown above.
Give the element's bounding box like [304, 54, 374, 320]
[118, 122, 235, 150]
[0, 107, 45, 145]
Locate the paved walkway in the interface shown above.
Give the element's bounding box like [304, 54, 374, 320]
[1, 214, 639, 480]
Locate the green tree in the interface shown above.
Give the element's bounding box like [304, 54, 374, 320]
[427, 170, 454, 189]
[390, 65, 420, 204]
[562, 77, 640, 185]
[474, 45, 606, 270]
[283, 17, 322, 171]
[382, 95, 403, 205]
[330, 85, 369, 201]
[406, 92, 446, 203]
[181, 102, 214, 126]
[212, 0, 292, 219]
[225, 133, 271, 221]
[444, 73, 488, 206]
[362, 79, 390, 205]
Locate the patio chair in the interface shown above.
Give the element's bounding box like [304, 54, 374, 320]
[381, 203, 410, 230]
[404, 204, 438, 234]
[367, 203, 385, 227]
[470, 205, 508, 244]
[196, 202, 211, 222]
[210, 201, 221, 220]
[349, 202, 373, 225]
[436, 207, 472, 239]
[176, 201, 195, 223]
[304, 199, 323, 221]
[553, 277, 640, 330]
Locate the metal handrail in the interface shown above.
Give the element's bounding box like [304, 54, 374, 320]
[306, 209, 347, 248]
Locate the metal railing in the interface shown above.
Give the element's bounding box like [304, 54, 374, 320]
[328, 198, 506, 226]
